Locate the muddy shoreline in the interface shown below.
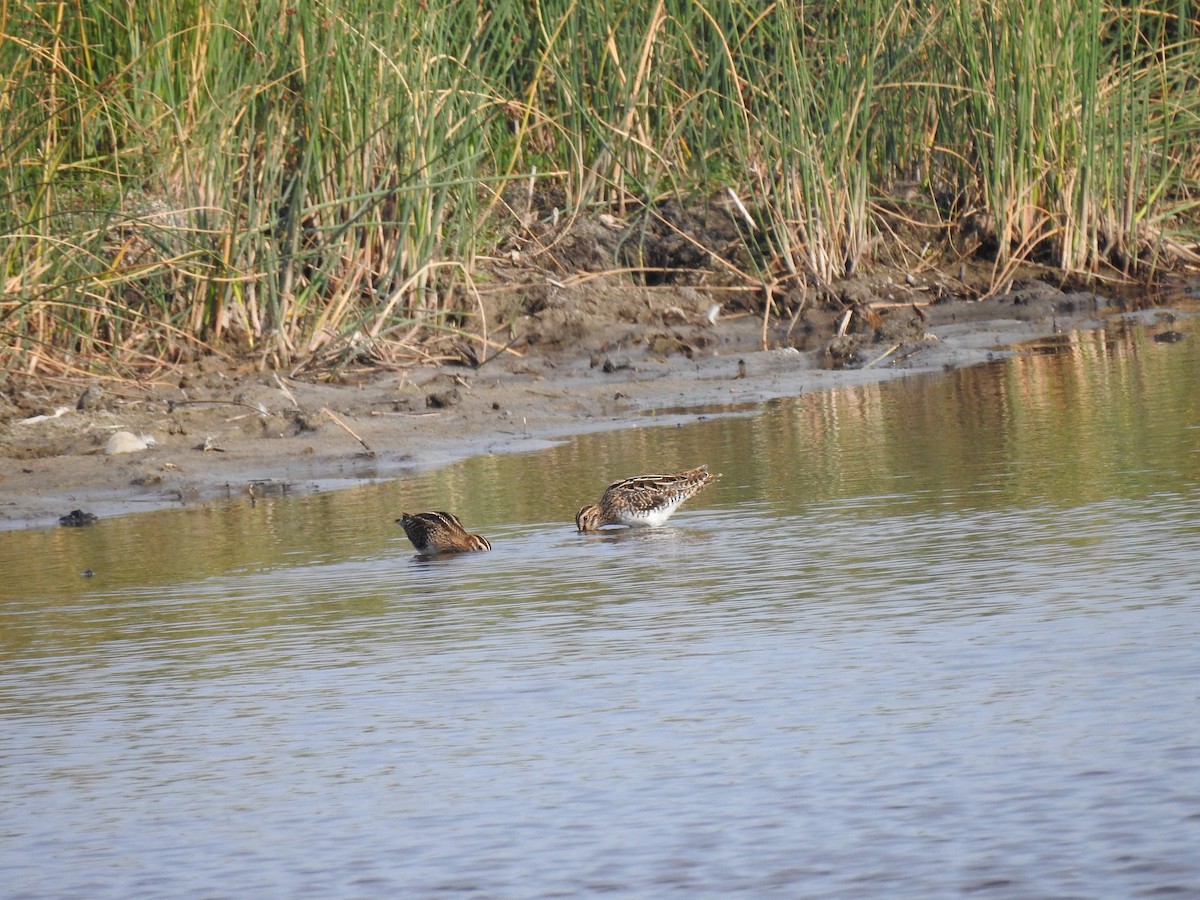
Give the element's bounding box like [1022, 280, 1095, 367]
[0, 287, 1184, 533]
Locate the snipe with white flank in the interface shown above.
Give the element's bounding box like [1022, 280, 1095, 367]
[575, 465, 720, 532]
[398, 511, 492, 556]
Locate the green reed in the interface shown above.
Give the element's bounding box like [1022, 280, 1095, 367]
[2, 0, 1198, 375]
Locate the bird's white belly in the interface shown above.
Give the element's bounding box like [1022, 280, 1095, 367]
[615, 496, 686, 527]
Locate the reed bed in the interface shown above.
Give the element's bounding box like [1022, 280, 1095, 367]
[3, 0, 1198, 376]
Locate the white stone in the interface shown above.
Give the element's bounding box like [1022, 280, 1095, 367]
[105, 431, 156, 455]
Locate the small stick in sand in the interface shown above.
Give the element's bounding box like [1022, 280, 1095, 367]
[273, 372, 298, 407]
[322, 407, 374, 456]
[836, 308, 854, 337]
[864, 343, 901, 369]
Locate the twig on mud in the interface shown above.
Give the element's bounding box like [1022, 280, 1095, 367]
[322, 407, 374, 456]
[169, 399, 268, 416]
[473, 333, 527, 370]
[273, 373, 299, 408]
[867, 300, 934, 310]
[368, 410, 444, 417]
[524, 389, 569, 399]
[863, 343, 901, 369]
[836, 309, 854, 337]
[557, 268, 676, 286]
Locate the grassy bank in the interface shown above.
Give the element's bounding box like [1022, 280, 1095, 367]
[3, 0, 1199, 376]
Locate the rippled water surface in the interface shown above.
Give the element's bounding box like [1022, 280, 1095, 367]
[3, 322, 1200, 897]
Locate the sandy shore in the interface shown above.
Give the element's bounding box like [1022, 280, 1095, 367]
[0, 287, 1165, 532]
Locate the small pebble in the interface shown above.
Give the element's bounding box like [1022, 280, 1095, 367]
[106, 431, 156, 455]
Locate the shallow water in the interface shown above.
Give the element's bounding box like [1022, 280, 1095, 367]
[3, 321, 1199, 897]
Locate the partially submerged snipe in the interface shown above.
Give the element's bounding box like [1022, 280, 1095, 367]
[575, 465, 720, 532]
[398, 511, 492, 556]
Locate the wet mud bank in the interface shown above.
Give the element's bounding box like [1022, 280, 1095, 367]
[1, 280, 1191, 532]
